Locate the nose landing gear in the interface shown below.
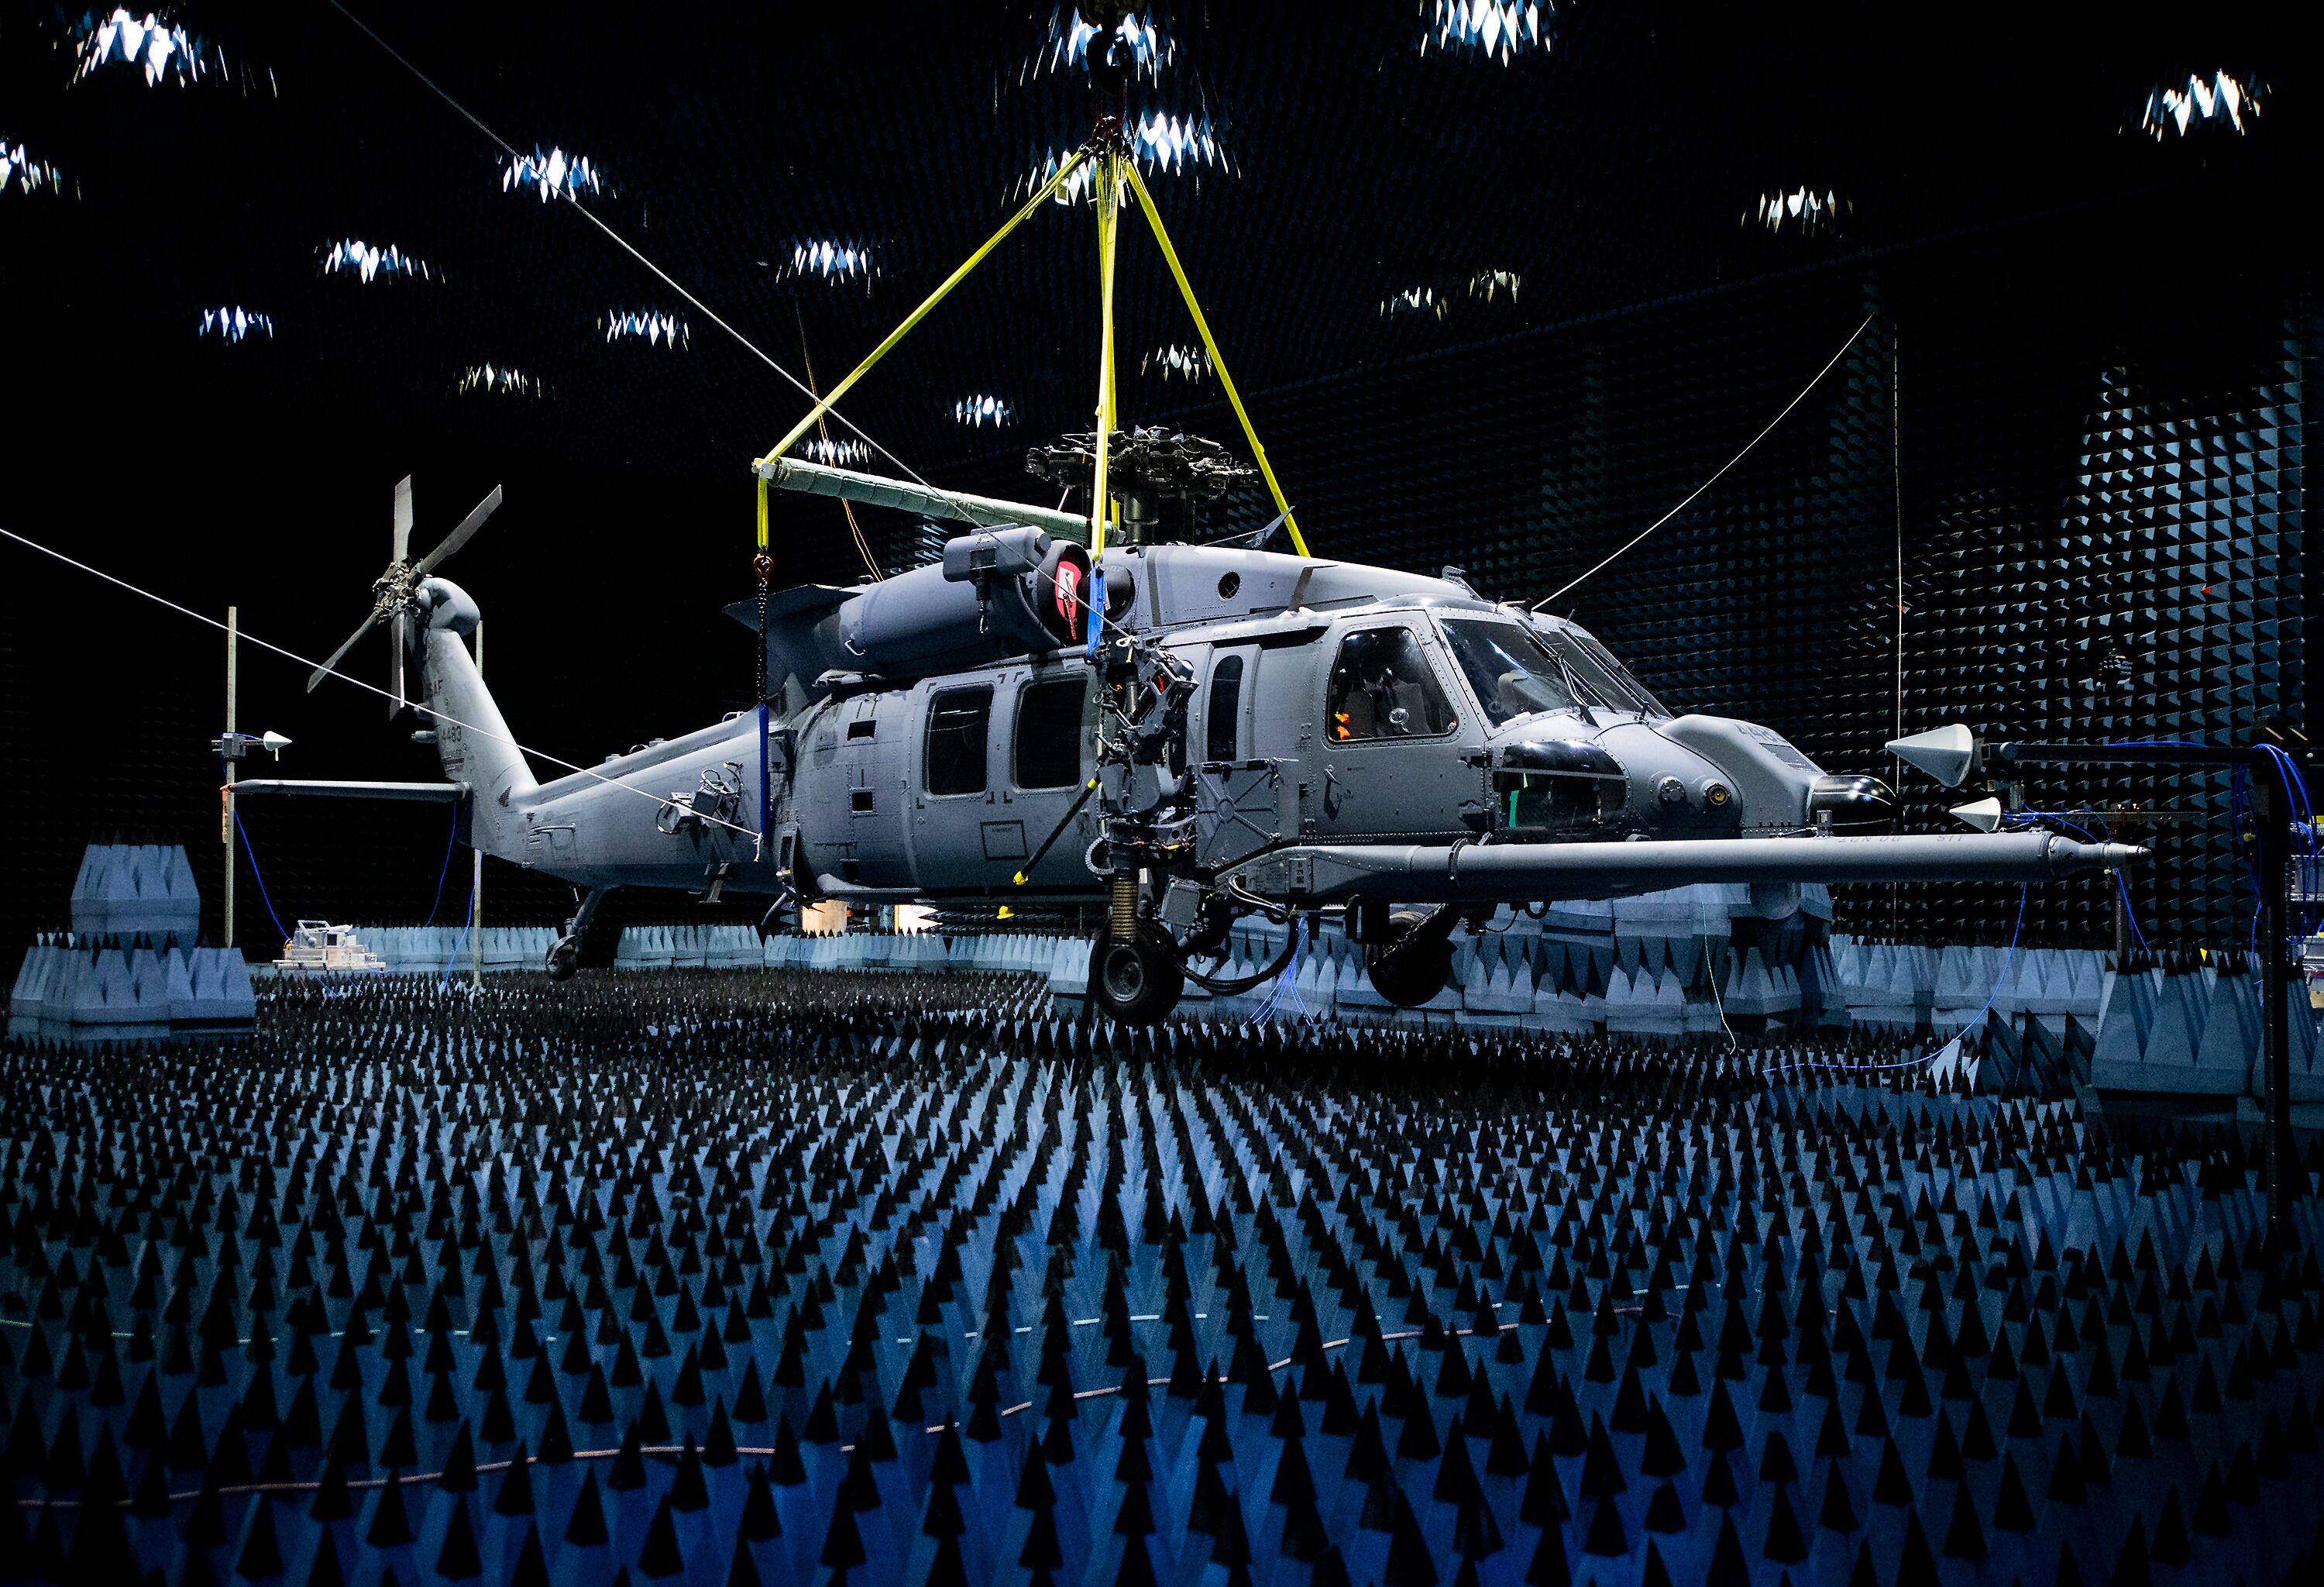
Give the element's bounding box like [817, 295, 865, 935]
[1363, 906, 1456, 1008]
[1088, 922, 1186, 1025]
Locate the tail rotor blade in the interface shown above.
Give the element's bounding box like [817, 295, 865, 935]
[413, 484, 503, 577]
[307, 611, 379, 694]
[392, 476, 414, 564]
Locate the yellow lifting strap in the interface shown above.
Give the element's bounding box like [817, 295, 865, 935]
[755, 471, 768, 553]
[1119, 158, 1310, 559]
[755, 146, 1093, 470]
[1090, 149, 1122, 556]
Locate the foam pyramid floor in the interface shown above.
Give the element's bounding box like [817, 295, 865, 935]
[3, 969, 2321, 1585]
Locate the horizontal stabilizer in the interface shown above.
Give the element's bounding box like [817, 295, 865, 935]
[724, 584, 859, 708]
[232, 780, 470, 803]
[721, 584, 857, 630]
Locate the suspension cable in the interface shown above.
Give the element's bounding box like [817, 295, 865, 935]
[794, 301, 883, 582]
[1533, 312, 1875, 609]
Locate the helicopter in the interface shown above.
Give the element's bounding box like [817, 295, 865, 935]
[235, 439, 2143, 1024]
[238, 6, 2143, 1021]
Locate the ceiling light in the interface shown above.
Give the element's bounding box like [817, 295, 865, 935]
[602, 309, 688, 347]
[802, 437, 875, 467]
[501, 147, 603, 202]
[1467, 268, 1521, 301]
[1380, 286, 1445, 321]
[2139, 71, 2262, 139]
[1143, 344, 1211, 381]
[1026, 5, 1174, 81]
[1018, 114, 1231, 205]
[321, 239, 431, 283]
[458, 364, 541, 397]
[788, 240, 876, 283]
[1747, 188, 1847, 234]
[1420, 2, 1550, 65]
[954, 395, 1015, 428]
[2, 141, 70, 197]
[198, 306, 271, 343]
[72, 7, 240, 88]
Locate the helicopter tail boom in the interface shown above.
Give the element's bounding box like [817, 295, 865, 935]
[411, 580, 536, 855]
[1221, 831, 2144, 907]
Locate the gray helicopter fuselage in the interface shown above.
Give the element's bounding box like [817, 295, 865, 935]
[415, 541, 1869, 909]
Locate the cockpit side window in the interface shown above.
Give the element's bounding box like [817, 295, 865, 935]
[1439, 618, 1579, 728]
[1326, 626, 1457, 742]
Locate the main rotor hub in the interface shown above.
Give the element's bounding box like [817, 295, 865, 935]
[1026, 427, 1255, 543]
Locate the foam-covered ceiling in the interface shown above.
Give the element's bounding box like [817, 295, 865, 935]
[3, 1, 2291, 494]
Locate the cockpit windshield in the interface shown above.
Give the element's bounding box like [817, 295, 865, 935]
[1533, 624, 1671, 718]
[1438, 619, 1579, 727]
[1439, 616, 1671, 724]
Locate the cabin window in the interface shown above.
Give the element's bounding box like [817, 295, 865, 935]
[1014, 677, 1086, 790]
[924, 687, 992, 796]
[1206, 655, 1244, 761]
[1326, 627, 1456, 742]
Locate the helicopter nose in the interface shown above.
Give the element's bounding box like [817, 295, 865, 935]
[1807, 772, 1897, 831]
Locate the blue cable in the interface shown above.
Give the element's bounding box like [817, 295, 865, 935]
[2231, 763, 2264, 961]
[1284, 940, 1312, 1021]
[2078, 738, 2317, 958]
[1250, 935, 1301, 1024]
[1244, 924, 1309, 1026]
[424, 807, 459, 925]
[440, 876, 476, 990]
[2007, 811, 2148, 956]
[231, 804, 291, 945]
[2257, 745, 2316, 938]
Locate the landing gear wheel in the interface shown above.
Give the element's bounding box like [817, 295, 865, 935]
[1365, 909, 1452, 1008]
[545, 936, 583, 981]
[1089, 923, 1185, 1025]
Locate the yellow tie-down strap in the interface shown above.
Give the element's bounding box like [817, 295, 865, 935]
[1119, 157, 1309, 559]
[755, 147, 1093, 472]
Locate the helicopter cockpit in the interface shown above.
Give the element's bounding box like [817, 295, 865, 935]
[1439, 614, 1672, 725]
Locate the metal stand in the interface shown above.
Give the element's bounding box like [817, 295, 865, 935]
[470, 619, 483, 991]
[548, 886, 606, 979]
[1996, 736, 2315, 1233]
[223, 606, 236, 950]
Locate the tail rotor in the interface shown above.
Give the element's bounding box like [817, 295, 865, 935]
[308, 476, 504, 709]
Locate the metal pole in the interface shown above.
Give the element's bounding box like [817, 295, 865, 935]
[224, 605, 236, 951]
[471, 620, 484, 990]
[2252, 759, 2295, 1231]
[1998, 738, 2308, 1234]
